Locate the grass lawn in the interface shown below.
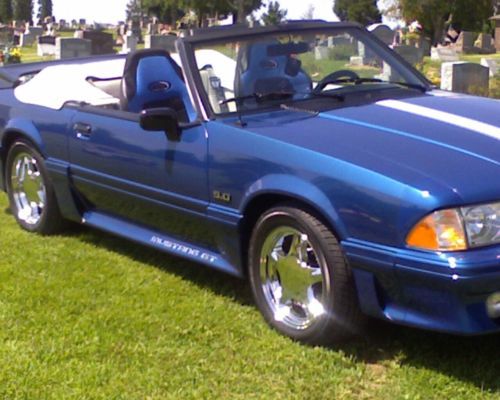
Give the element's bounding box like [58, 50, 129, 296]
[0, 192, 499, 399]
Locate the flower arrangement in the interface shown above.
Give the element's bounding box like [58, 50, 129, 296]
[0, 46, 22, 65]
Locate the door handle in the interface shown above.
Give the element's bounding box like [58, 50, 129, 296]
[74, 122, 92, 139]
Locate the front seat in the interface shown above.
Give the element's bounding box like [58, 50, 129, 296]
[120, 49, 195, 122]
[234, 40, 312, 99]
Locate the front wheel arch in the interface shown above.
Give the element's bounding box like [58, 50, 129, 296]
[240, 194, 345, 274]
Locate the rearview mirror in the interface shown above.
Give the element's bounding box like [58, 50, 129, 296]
[267, 42, 309, 57]
[140, 107, 181, 141]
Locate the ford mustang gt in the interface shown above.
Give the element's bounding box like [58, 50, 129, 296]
[0, 21, 498, 344]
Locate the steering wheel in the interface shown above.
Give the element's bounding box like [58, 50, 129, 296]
[313, 70, 360, 93]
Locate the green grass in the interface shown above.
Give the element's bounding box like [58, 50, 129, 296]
[0, 192, 500, 399]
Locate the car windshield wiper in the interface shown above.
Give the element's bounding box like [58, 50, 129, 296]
[221, 91, 295, 106]
[309, 91, 345, 101]
[386, 81, 429, 92]
[331, 77, 428, 93]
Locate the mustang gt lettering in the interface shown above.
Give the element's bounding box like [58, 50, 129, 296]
[151, 236, 218, 263]
[0, 21, 498, 344]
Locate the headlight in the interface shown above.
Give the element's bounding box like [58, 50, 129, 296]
[462, 203, 500, 248]
[406, 202, 500, 251]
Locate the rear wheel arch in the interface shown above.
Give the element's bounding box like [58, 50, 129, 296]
[5, 138, 66, 233]
[2, 129, 44, 163]
[1, 130, 44, 190]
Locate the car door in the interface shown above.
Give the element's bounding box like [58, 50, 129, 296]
[67, 106, 212, 248]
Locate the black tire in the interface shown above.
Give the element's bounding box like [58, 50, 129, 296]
[248, 204, 365, 344]
[5, 140, 65, 234]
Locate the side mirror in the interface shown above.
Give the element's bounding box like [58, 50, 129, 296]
[140, 107, 181, 141]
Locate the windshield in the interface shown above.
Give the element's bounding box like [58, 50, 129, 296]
[192, 28, 428, 115]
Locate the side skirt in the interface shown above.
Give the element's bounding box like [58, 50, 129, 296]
[82, 210, 243, 278]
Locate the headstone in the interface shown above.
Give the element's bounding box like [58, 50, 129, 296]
[55, 37, 91, 59]
[357, 42, 376, 65]
[144, 34, 177, 52]
[119, 23, 127, 37]
[475, 33, 496, 54]
[375, 62, 402, 82]
[73, 30, 84, 39]
[329, 36, 353, 48]
[455, 31, 475, 53]
[417, 37, 432, 57]
[147, 23, 159, 35]
[79, 19, 87, 27]
[491, 15, 500, 51]
[368, 24, 395, 46]
[481, 58, 498, 77]
[19, 32, 35, 47]
[37, 35, 56, 56]
[349, 56, 364, 66]
[82, 30, 114, 55]
[128, 19, 142, 43]
[59, 19, 67, 29]
[315, 45, 329, 60]
[122, 32, 138, 53]
[0, 26, 14, 46]
[441, 62, 490, 95]
[394, 45, 422, 65]
[29, 26, 43, 37]
[431, 47, 459, 62]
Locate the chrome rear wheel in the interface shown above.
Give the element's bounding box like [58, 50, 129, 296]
[10, 152, 46, 226]
[6, 140, 65, 234]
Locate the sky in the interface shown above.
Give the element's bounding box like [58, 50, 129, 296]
[51, 0, 340, 24]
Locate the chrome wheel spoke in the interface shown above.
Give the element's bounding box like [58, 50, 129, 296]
[260, 227, 326, 330]
[9, 152, 46, 226]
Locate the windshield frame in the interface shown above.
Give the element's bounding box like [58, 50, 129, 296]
[179, 21, 431, 120]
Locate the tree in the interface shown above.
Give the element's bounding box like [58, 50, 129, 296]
[135, 0, 261, 27]
[302, 4, 315, 20]
[452, 0, 493, 32]
[334, 0, 382, 26]
[398, 0, 494, 44]
[39, 0, 51, 19]
[13, 0, 33, 22]
[230, 0, 262, 24]
[493, 0, 500, 15]
[261, 1, 287, 25]
[0, 0, 13, 23]
[379, 0, 402, 21]
[398, 0, 449, 44]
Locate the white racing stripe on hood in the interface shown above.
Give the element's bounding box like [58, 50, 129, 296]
[377, 99, 500, 141]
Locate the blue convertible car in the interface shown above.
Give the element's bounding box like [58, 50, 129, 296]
[0, 21, 499, 344]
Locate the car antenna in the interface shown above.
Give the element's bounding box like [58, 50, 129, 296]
[219, 97, 249, 127]
[236, 104, 247, 127]
[220, 98, 247, 127]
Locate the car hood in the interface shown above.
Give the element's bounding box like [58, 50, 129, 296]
[241, 90, 500, 204]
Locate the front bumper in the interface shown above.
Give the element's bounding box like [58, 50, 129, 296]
[343, 239, 500, 334]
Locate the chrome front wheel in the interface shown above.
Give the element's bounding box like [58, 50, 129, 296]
[260, 227, 327, 331]
[249, 205, 364, 344]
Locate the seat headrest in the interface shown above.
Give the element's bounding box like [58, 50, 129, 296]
[122, 49, 184, 103]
